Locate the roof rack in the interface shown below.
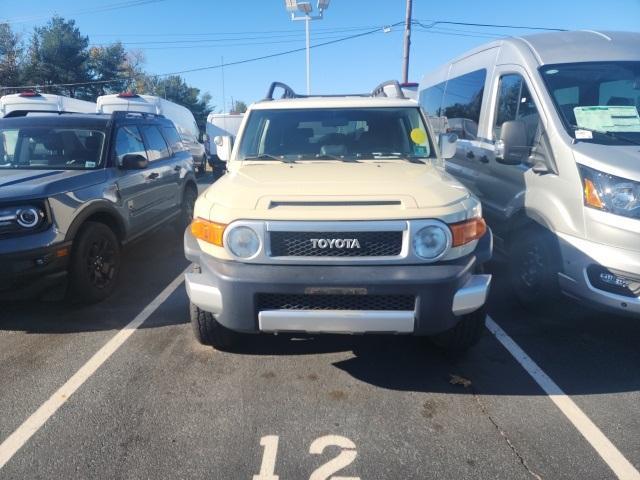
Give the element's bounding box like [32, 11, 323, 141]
[262, 80, 408, 101]
[3, 110, 84, 118]
[109, 110, 165, 120]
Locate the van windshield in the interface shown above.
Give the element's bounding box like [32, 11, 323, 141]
[541, 61, 640, 145]
[0, 127, 105, 169]
[237, 107, 433, 161]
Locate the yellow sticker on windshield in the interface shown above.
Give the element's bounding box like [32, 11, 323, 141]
[410, 128, 427, 145]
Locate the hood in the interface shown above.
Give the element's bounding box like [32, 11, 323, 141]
[204, 161, 471, 221]
[572, 143, 640, 182]
[0, 169, 107, 202]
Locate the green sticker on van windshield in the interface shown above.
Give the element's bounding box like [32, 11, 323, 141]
[574, 106, 640, 132]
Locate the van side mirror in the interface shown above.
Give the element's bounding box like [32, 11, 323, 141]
[438, 133, 458, 160]
[121, 153, 148, 170]
[200, 132, 208, 143]
[214, 135, 233, 162]
[495, 120, 527, 165]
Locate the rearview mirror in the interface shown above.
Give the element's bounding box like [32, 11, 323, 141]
[438, 133, 458, 160]
[214, 135, 233, 162]
[121, 153, 148, 170]
[495, 120, 528, 165]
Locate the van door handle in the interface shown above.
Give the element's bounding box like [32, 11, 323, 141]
[146, 172, 159, 180]
[479, 155, 489, 163]
[466, 151, 475, 159]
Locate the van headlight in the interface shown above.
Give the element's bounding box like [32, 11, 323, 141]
[413, 224, 449, 259]
[226, 226, 260, 258]
[580, 165, 640, 219]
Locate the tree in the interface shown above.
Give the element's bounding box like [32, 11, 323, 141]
[83, 42, 129, 99]
[0, 23, 22, 88]
[23, 16, 90, 97]
[232, 100, 247, 114]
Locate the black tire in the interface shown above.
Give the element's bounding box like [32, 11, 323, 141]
[508, 227, 560, 310]
[190, 301, 241, 350]
[430, 307, 486, 351]
[68, 221, 121, 303]
[175, 186, 197, 234]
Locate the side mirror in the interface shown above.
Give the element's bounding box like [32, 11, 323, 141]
[200, 132, 208, 143]
[495, 120, 527, 165]
[215, 135, 233, 162]
[121, 153, 148, 170]
[438, 133, 458, 160]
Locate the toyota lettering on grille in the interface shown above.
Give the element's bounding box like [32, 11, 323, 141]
[310, 238, 361, 249]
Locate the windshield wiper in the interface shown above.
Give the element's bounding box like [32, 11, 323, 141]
[369, 152, 426, 164]
[243, 154, 295, 163]
[311, 153, 358, 162]
[570, 126, 640, 145]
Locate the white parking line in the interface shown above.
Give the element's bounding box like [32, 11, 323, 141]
[486, 316, 640, 480]
[0, 270, 187, 470]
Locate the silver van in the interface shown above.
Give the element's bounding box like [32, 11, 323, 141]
[419, 31, 640, 316]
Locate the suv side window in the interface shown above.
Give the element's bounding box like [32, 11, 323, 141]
[114, 125, 146, 164]
[141, 125, 170, 161]
[494, 74, 540, 146]
[161, 125, 185, 153]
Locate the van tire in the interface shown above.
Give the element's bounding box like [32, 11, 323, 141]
[190, 301, 241, 350]
[508, 227, 560, 310]
[68, 221, 121, 303]
[430, 307, 486, 351]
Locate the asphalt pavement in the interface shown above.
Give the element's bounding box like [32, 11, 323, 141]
[0, 171, 639, 479]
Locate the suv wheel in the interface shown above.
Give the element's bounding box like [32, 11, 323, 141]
[430, 306, 486, 351]
[176, 187, 197, 234]
[69, 221, 121, 303]
[508, 227, 560, 309]
[190, 301, 241, 350]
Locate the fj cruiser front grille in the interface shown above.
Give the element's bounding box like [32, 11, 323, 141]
[257, 294, 415, 311]
[269, 231, 402, 257]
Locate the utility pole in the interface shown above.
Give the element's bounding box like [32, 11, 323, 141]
[402, 0, 413, 83]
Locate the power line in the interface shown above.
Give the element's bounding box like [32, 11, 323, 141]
[414, 19, 566, 32]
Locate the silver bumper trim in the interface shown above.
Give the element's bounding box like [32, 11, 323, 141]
[452, 274, 491, 315]
[258, 310, 415, 333]
[185, 272, 223, 315]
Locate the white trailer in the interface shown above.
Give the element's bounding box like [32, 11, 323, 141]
[1, 91, 96, 117]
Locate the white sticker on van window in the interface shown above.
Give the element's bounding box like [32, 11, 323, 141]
[574, 106, 640, 133]
[574, 129, 593, 140]
[85, 161, 96, 168]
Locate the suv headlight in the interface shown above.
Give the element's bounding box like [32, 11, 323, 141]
[0, 204, 46, 235]
[580, 165, 640, 219]
[413, 224, 449, 259]
[226, 225, 260, 258]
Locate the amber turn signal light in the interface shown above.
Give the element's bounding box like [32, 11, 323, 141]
[583, 178, 604, 209]
[190, 218, 226, 246]
[450, 217, 487, 247]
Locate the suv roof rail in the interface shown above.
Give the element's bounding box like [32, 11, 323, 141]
[371, 80, 406, 99]
[262, 80, 409, 102]
[109, 110, 165, 120]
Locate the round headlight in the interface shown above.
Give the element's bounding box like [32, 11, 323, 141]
[413, 225, 448, 259]
[16, 207, 43, 228]
[227, 226, 260, 258]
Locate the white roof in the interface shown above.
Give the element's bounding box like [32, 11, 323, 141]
[250, 96, 418, 111]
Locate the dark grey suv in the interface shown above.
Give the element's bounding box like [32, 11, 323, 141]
[0, 111, 198, 302]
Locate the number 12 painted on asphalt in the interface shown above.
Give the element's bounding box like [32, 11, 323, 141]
[253, 435, 360, 480]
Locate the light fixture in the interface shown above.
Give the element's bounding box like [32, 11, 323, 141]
[297, 1, 312, 13]
[317, 0, 330, 10]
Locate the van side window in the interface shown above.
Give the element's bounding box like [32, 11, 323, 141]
[141, 125, 170, 161]
[494, 74, 540, 146]
[440, 69, 486, 140]
[162, 126, 185, 153]
[114, 126, 146, 164]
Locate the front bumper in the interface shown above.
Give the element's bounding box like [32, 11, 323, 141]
[0, 241, 71, 300]
[184, 229, 492, 335]
[557, 232, 640, 316]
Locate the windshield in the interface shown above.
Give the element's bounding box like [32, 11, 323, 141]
[237, 107, 433, 161]
[0, 127, 106, 170]
[540, 61, 640, 145]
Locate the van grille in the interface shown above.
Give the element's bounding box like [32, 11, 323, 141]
[257, 294, 415, 311]
[269, 231, 402, 257]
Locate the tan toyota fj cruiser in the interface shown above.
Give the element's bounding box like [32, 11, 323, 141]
[184, 81, 492, 351]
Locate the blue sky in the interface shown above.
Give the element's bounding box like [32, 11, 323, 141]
[1, 0, 639, 110]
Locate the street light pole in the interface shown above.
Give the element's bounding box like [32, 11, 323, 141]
[285, 1, 330, 95]
[402, 0, 413, 84]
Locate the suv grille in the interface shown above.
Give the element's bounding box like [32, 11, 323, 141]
[257, 294, 415, 311]
[269, 231, 402, 257]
